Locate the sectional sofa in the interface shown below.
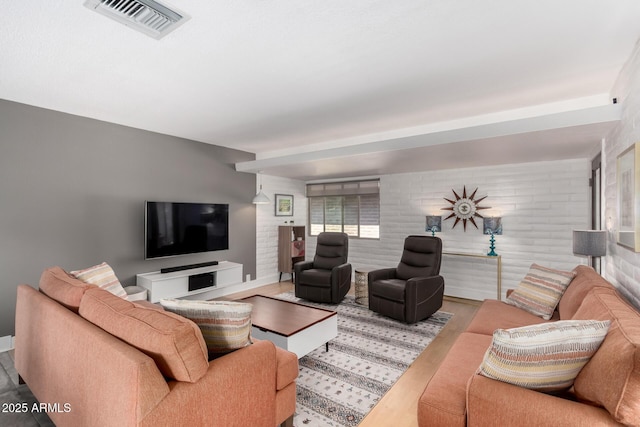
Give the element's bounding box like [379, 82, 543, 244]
[14, 266, 298, 427]
[418, 265, 640, 426]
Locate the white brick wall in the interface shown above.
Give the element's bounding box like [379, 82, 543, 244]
[305, 159, 591, 300]
[255, 175, 307, 283]
[603, 38, 640, 309]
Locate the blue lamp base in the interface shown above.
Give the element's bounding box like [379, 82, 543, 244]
[487, 233, 498, 256]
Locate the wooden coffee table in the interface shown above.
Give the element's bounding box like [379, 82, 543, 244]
[241, 295, 338, 359]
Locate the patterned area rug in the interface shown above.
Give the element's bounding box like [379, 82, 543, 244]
[274, 293, 452, 427]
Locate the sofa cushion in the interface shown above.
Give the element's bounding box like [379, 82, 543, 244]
[70, 262, 127, 298]
[465, 299, 556, 336]
[467, 373, 618, 426]
[478, 320, 610, 392]
[299, 269, 332, 287]
[572, 288, 640, 426]
[558, 265, 616, 320]
[370, 278, 406, 303]
[505, 263, 576, 320]
[79, 288, 209, 383]
[133, 300, 165, 311]
[39, 266, 96, 312]
[160, 299, 253, 359]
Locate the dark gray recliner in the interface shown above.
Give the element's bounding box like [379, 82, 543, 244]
[294, 232, 352, 304]
[368, 235, 444, 323]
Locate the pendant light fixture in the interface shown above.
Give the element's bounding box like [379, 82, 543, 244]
[253, 173, 270, 204]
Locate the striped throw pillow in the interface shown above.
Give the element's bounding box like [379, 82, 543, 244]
[505, 263, 576, 319]
[160, 299, 253, 359]
[71, 262, 127, 298]
[478, 320, 610, 392]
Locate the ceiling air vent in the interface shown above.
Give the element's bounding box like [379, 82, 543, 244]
[84, 0, 190, 40]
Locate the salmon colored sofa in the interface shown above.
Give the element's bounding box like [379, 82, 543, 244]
[14, 267, 298, 427]
[418, 265, 640, 426]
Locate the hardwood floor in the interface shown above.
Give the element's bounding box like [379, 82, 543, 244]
[222, 281, 480, 427]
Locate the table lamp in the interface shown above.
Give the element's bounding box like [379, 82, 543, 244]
[426, 216, 442, 237]
[483, 217, 502, 256]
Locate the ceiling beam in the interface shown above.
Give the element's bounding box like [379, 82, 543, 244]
[235, 103, 621, 174]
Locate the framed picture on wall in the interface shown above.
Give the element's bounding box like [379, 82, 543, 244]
[617, 142, 640, 251]
[275, 194, 294, 216]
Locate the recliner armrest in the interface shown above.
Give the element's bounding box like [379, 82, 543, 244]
[406, 275, 443, 286]
[294, 261, 314, 275]
[405, 275, 444, 297]
[294, 261, 314, 286]
[331, 262, 352, 284]
[405, 275, 445, 323]
[405, 276, 444, 302]
[368, 267, 396, 283]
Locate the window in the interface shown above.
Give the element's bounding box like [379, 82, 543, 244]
[307, 180, 380, 239]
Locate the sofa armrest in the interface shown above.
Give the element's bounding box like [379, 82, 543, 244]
[368, 267, 396, 284]
[467, 374, 617, 426]
[275, 345, 299, 391]
[141, 340, 288, 427]
[16, 284, 171, 427]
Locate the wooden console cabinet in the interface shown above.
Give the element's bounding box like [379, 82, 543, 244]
[136, 261, 243, 302]
[278, 225, 305, 282]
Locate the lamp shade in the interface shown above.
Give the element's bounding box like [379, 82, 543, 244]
[426, 215, 442, 232]
[483, 217, 502, 235]
[253, 172, 270, 204]
[252, 190, 270, 204]
[573, 230, 606, 257]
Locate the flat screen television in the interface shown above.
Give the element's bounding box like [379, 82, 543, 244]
[145, 201, 229, 259]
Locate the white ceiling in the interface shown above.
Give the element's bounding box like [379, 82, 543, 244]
[2, 1, 640, 180]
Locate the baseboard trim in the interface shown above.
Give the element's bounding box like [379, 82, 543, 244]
[0, 335, 14, 352]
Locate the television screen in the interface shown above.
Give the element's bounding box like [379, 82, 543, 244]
[145, 201, 229, 259]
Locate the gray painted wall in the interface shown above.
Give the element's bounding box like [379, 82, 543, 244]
[0, 99, 257, 337]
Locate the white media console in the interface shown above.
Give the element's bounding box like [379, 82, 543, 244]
[136, 261, 243, 303]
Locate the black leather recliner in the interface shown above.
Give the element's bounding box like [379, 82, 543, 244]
[294, 232, 352, 304]
[368, 235, 444, 323]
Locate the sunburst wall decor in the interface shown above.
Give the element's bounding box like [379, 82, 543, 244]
[442, 186, 490, 231]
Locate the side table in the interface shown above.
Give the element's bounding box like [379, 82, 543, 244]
[442, 252, 502, 300]
[354, 268, 374, 306]
[124, 286, 148, 302]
